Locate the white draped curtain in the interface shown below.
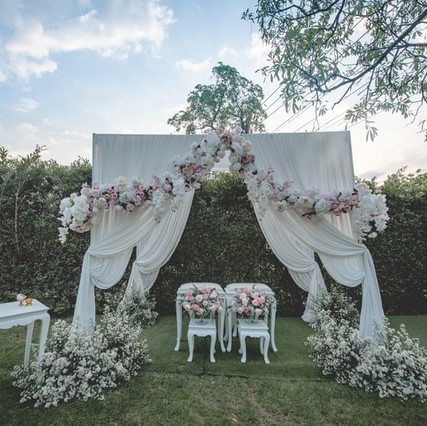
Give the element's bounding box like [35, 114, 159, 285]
[73, 131, 384, 338]
[248, 132, 384, 337]
[73, 135, 199, 332]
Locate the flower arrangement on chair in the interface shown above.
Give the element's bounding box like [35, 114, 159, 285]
[231, 287, 274, 320]
[182, 287, 223, 319]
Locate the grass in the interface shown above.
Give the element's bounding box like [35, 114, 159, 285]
[0, 315, 426, 426]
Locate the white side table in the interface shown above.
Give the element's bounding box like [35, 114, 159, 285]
[238, 319, 270, 364]
[0, 299, 50, 367]
[175, 283, 226, 352]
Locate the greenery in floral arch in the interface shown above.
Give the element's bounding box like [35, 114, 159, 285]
[12, 302, 153, 408]
[306, 285, 427, 401]
[58, 128, 389, 245]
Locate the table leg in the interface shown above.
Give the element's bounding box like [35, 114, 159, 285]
[24, 321, 35, 367]
[270, 301, 278, 352]
[218, 301, 226, 353]
[227, 311, 233, 352]
[175, 297, 182, 351]
[37, 314, 50, 362]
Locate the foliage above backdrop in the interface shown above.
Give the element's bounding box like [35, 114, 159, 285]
[243, 0, 427, 140]
[167, 63, 267, 134]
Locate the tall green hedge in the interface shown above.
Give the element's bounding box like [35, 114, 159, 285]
[0, 148, 425, 316]
[0, 147, 91, 314]
[363, 169, 427, 314]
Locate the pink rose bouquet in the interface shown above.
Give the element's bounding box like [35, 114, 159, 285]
[182, 286, 223, 318]
[231, 287, 273, 319]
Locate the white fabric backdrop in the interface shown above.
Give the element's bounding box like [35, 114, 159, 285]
[248, 132, 383, 337]
[73, 131, 384, 338]
[73, 135, 199, 331]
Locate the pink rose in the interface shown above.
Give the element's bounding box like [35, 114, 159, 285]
[255, 308, 263, 317]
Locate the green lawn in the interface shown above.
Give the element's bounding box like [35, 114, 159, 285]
[1, 315, 426, 426]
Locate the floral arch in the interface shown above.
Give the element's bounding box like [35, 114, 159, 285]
[59, 129, 388, 339]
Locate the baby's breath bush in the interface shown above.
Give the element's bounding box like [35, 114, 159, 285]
[12, 303, 152, 407]
[306, 286, 427, 401]
[116, 292, 159, 329]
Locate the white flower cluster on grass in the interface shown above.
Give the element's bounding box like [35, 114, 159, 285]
[306, 287, 427, 401]
[12, 306, 151, 408]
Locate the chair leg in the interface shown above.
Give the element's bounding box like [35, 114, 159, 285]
[187, 332, 194, 362]
[263, 334, 270, 364]
[209, 333, 216, 363]
[239, 334, 247, 363]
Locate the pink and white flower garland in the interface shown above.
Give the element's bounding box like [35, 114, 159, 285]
[58, 128, 388, 244]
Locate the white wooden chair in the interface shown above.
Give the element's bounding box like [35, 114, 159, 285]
[187, 317, 217, 363]
[225, 283, 277, 353]
[238, 319, 270, 364]
[175, 282, 226, 352]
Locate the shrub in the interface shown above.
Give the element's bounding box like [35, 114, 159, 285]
[306, 286, 427, 401]
[11, 303, 152, 407]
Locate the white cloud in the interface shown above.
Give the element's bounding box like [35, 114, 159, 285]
[175, 58, 211, 72]
[245, 32, 269, 66]
[14, 97, 39, 112]
[0, 66, 6, 82]
[2, 0, 175, 80]
[17, 122, 41, 140]
[218, 45, 238, 60]
[4, 122, 91, 164]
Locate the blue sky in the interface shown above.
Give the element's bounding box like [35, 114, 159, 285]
[1, 0, 426, 182]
